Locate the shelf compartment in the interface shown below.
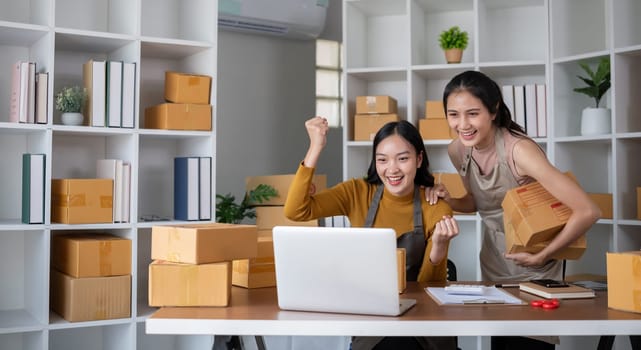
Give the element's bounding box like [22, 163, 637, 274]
[136, 322, 212, 350]
[552, 55, 611, 137]
[0, 330, 44, 350]
[345, 0, 409, 69]
[478, 0, 546, 63]
[49, 323, 133, 350]
[553, 140, 612, 193]
[565, 225, 612, 277]
[141, 0, 216, 43]
[55, 0, 137, 35]
[614, 49, 641, 134]
[410, 67, 469, 124]
[136, 228, 153, 319]
[612, 0, 641, 49]
[550, 0, 607, 59]
[615, 138, 641, 220]
[410, 0, 474, 66]
[0, 230, 47, 328]
[615, 224, 641, 253]
[446, 219, 479, 281]
[0, 0, 50, 26]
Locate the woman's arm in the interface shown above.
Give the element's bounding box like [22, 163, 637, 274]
[506, 139, 601, 267]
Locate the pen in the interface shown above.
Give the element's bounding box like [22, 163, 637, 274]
[495, 283, 520, 288]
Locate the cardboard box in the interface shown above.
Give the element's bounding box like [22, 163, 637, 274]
[588, 193, 613, 219]
[149, 260, 232, 306]
[637, 187, 641, 220]
[164, 71, 212, 104]
[433, 172, 467, 199]
[504, 217, 586, 260]
[397, 248, 406, 293]
[245, 174, 327, 206]
[233, 236, 276, 288]
[51, 179, 113, 224]
[353, 113, 399, 141]
[355, 95, 397, 114]
[144, 103, 212, 131]
[50, 270, 130, 322]
[151, 223, 258, 264]
[255, 206, 318, 230]
[607, 251, 641, 313]
[51, 233, 131, 277]
[502, 177, 575, 246]
[425, 100, 445, 119]
[419, 118, 453, 140]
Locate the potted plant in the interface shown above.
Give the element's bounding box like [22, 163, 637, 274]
[438, 26, 469, 64]
[216, 184, 278, 224]
[573, 57, 611, 136]
[55, 85, 87, 126]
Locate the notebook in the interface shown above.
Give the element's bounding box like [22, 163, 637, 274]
[272, 225, 416, 316]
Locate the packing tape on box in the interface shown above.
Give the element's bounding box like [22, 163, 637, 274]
[100, 195, 113, 208]
[166, 228, 183, 262]
[366, 96, 376, 109]
[183, 264, 198, 305]
[58, 194, 86, 207]
[188, 76, 200, 86]
[99, 241, 113, 276]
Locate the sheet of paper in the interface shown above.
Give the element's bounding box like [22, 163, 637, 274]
[426, 287, 525, 305]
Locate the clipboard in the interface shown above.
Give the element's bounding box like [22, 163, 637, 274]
[425, 286, 527, 306]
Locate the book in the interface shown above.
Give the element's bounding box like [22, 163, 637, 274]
[174, 157, 200, 221]
[524, 84, 537, 137]
[96, 159, 124, 223]
[519, 281, 596, 299]
[10, 61, 23, 123]
[536, 84, 547, 137]
[26, 62, 36, 123]
[83, 59, 106, 127]
[501, 85, 515, 120]
[199, 157, 212, 220]
[35, 72, 49, 124]
[513, 85, 526, 129]
[121, 62, 136, 128]
[22, 153, 45, 224]
[106, 60, 123, 128]
[121, 162, 131, 223]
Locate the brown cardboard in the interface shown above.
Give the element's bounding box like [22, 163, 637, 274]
[51, 179, 113, 224]
[504, 216, 586, 260]
[433, 173, 467, 199]
[637, 187, 641, 220]
[419, 118, 453, 140]
[148, 260, 232, 307]
[607, 251, 641, 313]
[233, 236, 276, 288]
[164, 71, 212, 104]
[397, 248, 406, 293]
[355, 95, 397, 114]
[353, 113, 399, 141]
[51, 233, 131, 277]
[50, 270, 130, 322]
[151, 223, 258, 264]
[245, 174, 327, 206]
[144, 103, 212, 131]
[425, 100, 446, 119]
[588, 193, 613, 219]
[255, 206, 319, 230]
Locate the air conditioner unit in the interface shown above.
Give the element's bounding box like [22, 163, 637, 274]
[218, 0, 328, 40]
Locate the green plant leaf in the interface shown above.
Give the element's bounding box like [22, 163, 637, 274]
[215, 184, 278, 224]
[573, 57, 611, 108]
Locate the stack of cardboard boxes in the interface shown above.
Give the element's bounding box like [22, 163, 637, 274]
[419, 100, 453, 140]
[501, 175, 586, 259]
[232, 175, 327, 288]
[50, 233, 131, 322]
[353, 96, 399, 141]
[144, 71, 212, 131]
[149, 223, 258, 306]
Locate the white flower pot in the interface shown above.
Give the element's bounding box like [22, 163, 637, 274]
[580, 107, 610, 136]
[61, 112, 84, 126]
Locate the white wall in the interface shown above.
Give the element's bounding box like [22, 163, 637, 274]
[216, 0, 343, 212]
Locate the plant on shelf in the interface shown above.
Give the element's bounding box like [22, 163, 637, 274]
[216, 184, 278, 224]
[573, 57, 611, 136]
[438, 26, 468, 64]
[55, 86, 87, 126]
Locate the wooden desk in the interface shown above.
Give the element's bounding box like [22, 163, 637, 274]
[146, 283, 641, 337]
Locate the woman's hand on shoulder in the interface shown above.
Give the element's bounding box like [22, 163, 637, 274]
[432, 215, 459, 245]
[425, 183, 451, 205]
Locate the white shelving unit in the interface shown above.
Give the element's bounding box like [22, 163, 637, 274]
[343, 0, 641, 349]
[0, 0, 217, 349]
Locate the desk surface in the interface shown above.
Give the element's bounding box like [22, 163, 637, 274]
[146, 283, 641, 337]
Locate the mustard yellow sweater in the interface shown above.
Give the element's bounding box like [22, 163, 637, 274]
[284, 164, 453, 282]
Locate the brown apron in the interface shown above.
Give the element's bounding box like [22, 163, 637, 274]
[351, 186, 457, 350]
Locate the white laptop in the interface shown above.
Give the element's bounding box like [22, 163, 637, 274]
[272, 225, 416, 316]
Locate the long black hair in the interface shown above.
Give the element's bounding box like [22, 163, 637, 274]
[443, 70, 527, 137]
[366, 120, 434, 188]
